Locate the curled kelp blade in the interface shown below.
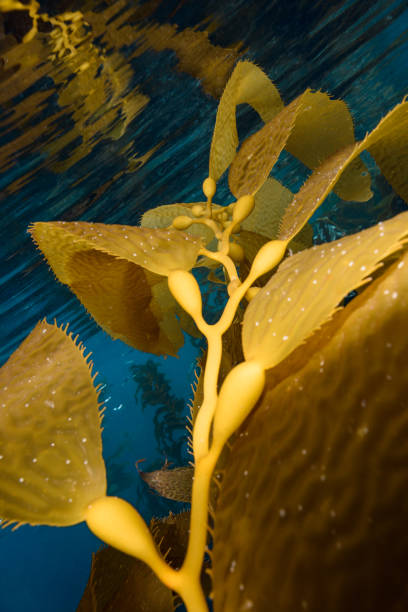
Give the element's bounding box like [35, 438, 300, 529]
[30, 222, 203, 356]
[365, 98, 408, 203]
[229, 88, 372, 200]
[30, 221, 203, 278]
[243, 210, 408, 369]
[213, 250, 408, 612]
[285, 90, 371, 202]
[0, 320, 106, 527]
[209, 60, 283, 182]
[140, 466, 194, 503]
[278, 98, 408, 242]
[229, 92, 306, 198]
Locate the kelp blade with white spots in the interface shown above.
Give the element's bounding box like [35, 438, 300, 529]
[213, 249, 408, 612]
[0, 320, 106, 527]
[243, 211, 408, 369]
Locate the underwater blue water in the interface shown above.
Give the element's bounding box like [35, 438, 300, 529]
[0, 0, 408, 610]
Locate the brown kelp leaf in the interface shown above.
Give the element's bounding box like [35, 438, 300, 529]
[30, 221, 203, 278]
[70, 252, 183, 357]
[140, 466, 194, 503]
[229, 92, 306, 198]
[30, 222, 203, 355]
[241, 178, 294, 239]
[239, 178, 313, 255]
[150, 511, 191, 568]
[77, 542, 174, 612]
[243, 210, 408, 369]
[209, 61, 283, 182]
[278, 99, 408, 242]
[285, 90, 371, 201]
[0, 320, 106, 527]
[366, 98, 408, 203]
[213, 250, 408, 612]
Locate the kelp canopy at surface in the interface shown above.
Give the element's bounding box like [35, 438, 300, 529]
[1, 1, 408, 612]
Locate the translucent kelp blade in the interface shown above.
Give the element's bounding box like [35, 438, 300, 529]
[243, 211, 408, 369]
[140, 466, 193, 503]
[141, 201, 224, 244]
[229, 93, 306, 198]
[30, 221, 203, 278]
[67, 250, 183, 356]
[30, 222, 203, 356]
[365, 99, 408, 203]
[285, 90, 371, 202]
[0, 320, 106, 527]
[238, 179, 312, 267]
[209, 61, 283, 182]
[278, 99, 408, 242]
[213, 251, 408, 612]
[241, 178, 294, 239]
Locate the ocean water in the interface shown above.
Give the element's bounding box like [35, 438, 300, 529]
[0, 0, 407, 610]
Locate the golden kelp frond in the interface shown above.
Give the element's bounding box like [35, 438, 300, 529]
[229, 88, 372, 200]
[240, 178, 314, 254]
[140, 466, 194, 503]
[141, 202, 223, 244]
[229, 92, 307, 198]
[241, 178, 294, 239]
[278, 98, 408, 242]
[66, 250, 182, 356]
[209, 61, 283, 182]
[213, 250, 408, 612]
[366, 98, 408, 203]
[30, 222, 202, 356]
[285, 90, 371, 201]
[243, 210, 408, 369]
[0, 320, 106, 528]
[30, 221, 203, 278]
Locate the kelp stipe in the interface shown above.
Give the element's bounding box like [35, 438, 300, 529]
[1, 59, 408, 610]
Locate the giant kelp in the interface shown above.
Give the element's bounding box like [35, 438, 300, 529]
[1, 52, 408, 612]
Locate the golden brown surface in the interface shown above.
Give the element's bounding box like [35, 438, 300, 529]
[213, 249, 408, 611]
[0, 320, 106, 527]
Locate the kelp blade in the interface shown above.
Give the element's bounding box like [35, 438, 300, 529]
[213, 249, 408, 612]
[30, 221, 203, 356]
[285, 89, 371, 201]
[0, 320, 106, 527]
[278, 98, 408, 242]
[229, 88, 371, 200]
[209, 60, 283, 182]
[243, 210, 408, 369]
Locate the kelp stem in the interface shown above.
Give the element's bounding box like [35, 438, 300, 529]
[179, 449, 219, 603]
